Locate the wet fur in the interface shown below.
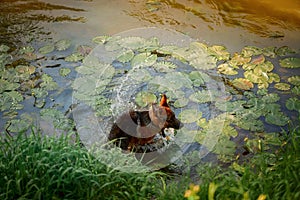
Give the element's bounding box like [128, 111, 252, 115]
[108, 94, 182, 151]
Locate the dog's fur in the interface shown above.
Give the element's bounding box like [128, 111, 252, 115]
[108, 94, 182, 151]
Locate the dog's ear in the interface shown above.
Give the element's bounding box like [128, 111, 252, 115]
[159, 94, 169, 107]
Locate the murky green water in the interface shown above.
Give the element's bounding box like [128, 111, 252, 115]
[1, 0, 300, 51]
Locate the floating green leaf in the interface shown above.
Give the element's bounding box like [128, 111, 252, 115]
[0, 91, 24, 111]
[150, 72, 192, 91]
[232, 78, 254, 90]
[174, 97, 189, 108]
[291, 86, 300, 95]
[178, 109, 202, 123]
[31, 88, 48, 98]
[228, 53, 251, 67]
[40, 74, 58, 90]
[241, 46, 262, 57]
[235, 117, 264, 132]
[189, 90, 212, 103]
[40, 108, 75, 131]
[276, 46, 297, 56]
[127, 68, 152, 83]
[279, 57, 300, 68]
[65, 52, 84, 62]
[131, 52, 157, 68]
[213, 135, 236, 156]
[39, 44, 55, 54]
[5, 118, 31, 133]
[288, 76, 300, 86]
[268, 72, 280, 83]
[59, 68, 71, 77]
[217, 63, 238, 75]
[0, 79, 19, 93]
[119, 36, 147, 50]
[152, 61, 177, 72]
[262, 46, 276, 58]
[0, 44, 10, 52]
[92, 35, 111, 44]
[55, 39, 71, 51]
[285, 97, 300, 111]
[244, 137, 262, 153]
[116, 49, 134, 63]
[265, 112, 289, 126]
[135, 91, 157, 107]
[207, 45, 230, 61]
[251, 55, 265, 65]
[215, 100, 246, 112]
[274, 83, 290, 91]
[19, 46, 34, 54]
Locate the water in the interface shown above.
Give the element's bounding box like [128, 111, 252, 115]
[1, 0, 299, 170]
[1, 0, 299, 51]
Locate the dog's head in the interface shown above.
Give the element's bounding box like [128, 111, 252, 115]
[149, 94, 182, 130]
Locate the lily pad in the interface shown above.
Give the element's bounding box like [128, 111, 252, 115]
[116, 49, 134, 63]
[265, 112, 289, 126]
[207, 45, 230, 61]
[131, 52, 157, 68]
[178, 109, 202, 123]
[59, 68, 71, 77]
[217, 63, 238, 75]
[19, 46, 34, 54]
[268, 72, 280, 83]
[231, 78, 254, 90]
[0, 44, 10, 52]
[5, 118, 31, 133]
[152, 61, 177, 72]
[251, 54, 265, 65]
[288, 76, 300, 86]
[39, 44, 55, 54]
[40, 74, 58, 90]
[92, 35, 111, 44]
[174, 97, 189, 108]
[150, 72, 193, 90]
[31, 88, 48, 98]
[262, 46, 276, 58]
[188, 71, 210, 86]
[285, 97, 300, 111]
[274, 83, 290, 91]
[0, 79, 19, 93]
[228, 53, 251, 67]
[135, 91, 157, 107]
[55, 39, 71, 51]
[235, 117, 264, 132]
[279, 57, 300, 68]
[189, 90, 212, 103]
[65, 52, 84, 62]
[213, 135, 236, 156]
[119, 36, 147, 50]
[276, 46, 297, 56]
[127, 68, 152, 83]
[94, 95, 112, 117]
[0, 91, 24, 111]
[40, 108, 75, 131]
[77, 45, 92, 57]
[291, 86, 300, 95]
[241, 46, 262, 57]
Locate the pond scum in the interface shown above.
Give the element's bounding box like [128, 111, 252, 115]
[0, 35, 299, 199]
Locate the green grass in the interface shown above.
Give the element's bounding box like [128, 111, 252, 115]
[0, 126, 299, 200]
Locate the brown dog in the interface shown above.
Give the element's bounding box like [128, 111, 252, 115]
[108, 94, 182, 151]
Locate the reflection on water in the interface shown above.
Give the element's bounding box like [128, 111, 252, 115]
[0, 0, 86, 47]
[128, 0, 300, 38]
